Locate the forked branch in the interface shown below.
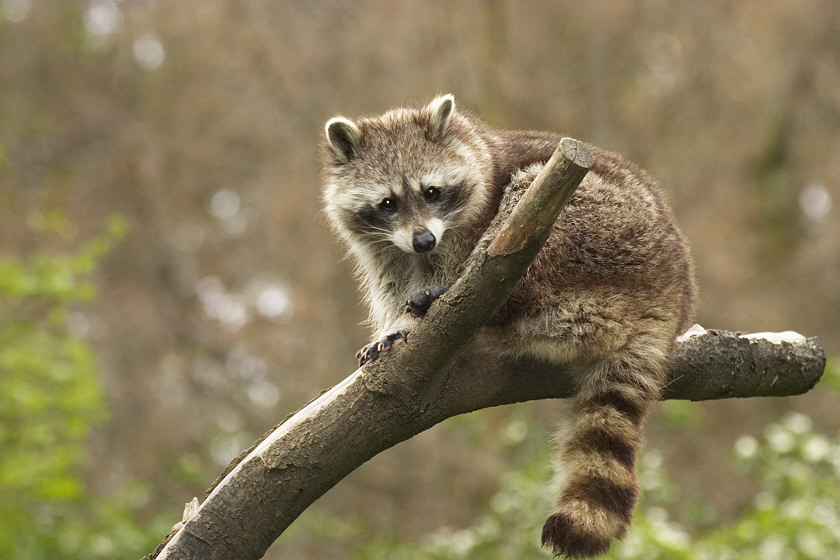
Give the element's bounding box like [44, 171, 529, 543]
[148, 140, 825, 560]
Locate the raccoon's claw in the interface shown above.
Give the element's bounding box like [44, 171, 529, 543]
[356, 330, 409, 366]
[406, 285, 449, 318]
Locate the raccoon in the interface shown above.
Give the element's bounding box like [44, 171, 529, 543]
[321, 94, 696, 558]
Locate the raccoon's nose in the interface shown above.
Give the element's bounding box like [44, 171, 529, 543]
[412, 231, 437, 253]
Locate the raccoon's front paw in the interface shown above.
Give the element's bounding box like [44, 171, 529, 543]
[406, 285, 449, 318]
[356, 330, 409, 366]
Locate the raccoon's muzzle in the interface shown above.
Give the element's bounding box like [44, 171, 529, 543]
[412, 230, 436, 253]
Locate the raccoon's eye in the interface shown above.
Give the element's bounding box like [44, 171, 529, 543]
[423, 186, 441, 201]
[379, 198, 397, 211]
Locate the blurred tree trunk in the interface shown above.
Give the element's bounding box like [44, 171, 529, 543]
[754, 4, 840, 267]
[482, 0, 508, 125]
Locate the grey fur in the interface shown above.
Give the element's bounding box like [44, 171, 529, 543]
[322, 95, 696, 558]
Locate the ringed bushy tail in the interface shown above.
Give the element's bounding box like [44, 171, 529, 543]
[542, 344, 666, 558]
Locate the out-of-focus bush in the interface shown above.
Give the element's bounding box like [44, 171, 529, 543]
[349, 410, 840, 560]
[0, 217, 170, 559]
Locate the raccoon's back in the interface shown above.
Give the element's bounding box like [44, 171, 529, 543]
[496, 147, 696, 337]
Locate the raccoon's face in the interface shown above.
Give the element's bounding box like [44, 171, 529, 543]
[322, 94, 492, 255]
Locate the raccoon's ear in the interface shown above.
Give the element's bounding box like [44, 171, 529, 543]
[426, 94, 455, 140]
[325, 117, 362, 163]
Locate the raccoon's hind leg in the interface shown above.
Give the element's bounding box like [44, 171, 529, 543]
[542, 343, 666, 558]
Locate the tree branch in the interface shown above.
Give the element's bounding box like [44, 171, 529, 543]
[148, 140, 826, 560]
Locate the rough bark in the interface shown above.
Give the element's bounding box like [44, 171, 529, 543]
[147, 140, 826, 560]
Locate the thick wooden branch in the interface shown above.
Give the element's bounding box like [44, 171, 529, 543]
[431, 327, 824, 416]
[148, 141, 826, 560]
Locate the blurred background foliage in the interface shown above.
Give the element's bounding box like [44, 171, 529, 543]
[0, 1, 838, 558]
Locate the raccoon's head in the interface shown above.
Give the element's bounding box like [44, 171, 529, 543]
[321, 94, 492, 255]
